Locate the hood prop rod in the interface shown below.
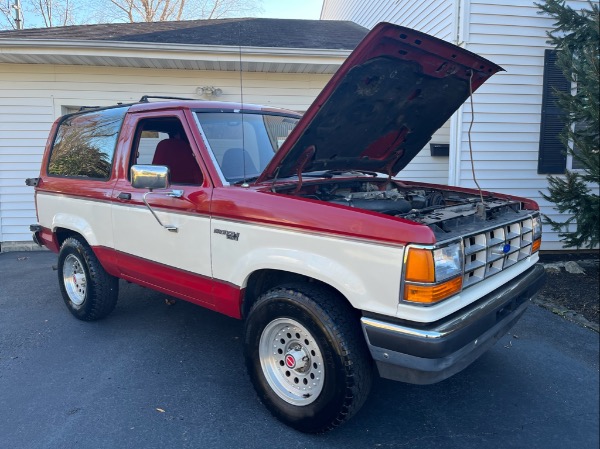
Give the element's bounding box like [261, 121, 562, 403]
[292, 145, 316, 194]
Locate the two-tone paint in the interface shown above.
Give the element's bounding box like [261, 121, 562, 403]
[34, 104, 539, 324]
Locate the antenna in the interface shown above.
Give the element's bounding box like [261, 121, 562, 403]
[238, 21, 248, 187]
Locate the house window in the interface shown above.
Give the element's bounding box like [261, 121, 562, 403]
[538, 50, 571, 174]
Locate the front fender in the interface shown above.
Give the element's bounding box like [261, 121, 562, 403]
[233, 247, 368, 306]
[210, 220, 404, 317]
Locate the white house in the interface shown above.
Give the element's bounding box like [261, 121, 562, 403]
[0, 16, 457, 251]
[322, 0, 595, 250]
[0, 18, 364, 250]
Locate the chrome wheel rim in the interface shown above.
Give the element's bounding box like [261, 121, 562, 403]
[63, 254, 87, 306]
[259, 318, 325, 406]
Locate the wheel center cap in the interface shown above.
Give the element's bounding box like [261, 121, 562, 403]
[285, 354, 296, 369]
[284, 347, 307, 371]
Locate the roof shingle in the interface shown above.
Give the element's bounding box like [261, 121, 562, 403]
[0, 18, 368, 50]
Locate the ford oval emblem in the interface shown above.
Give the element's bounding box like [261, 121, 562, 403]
[502, 243, 511, 254]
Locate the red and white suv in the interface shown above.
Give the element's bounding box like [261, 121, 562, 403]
[28, 23, 546, 432]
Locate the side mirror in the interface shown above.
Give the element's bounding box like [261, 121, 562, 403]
[131, 165, 170, 190]
[130, 165, 183, 233]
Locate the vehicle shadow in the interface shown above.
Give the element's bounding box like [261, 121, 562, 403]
[106, 281, 591, 448]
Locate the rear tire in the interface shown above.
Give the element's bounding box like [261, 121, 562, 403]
[244, 283, 373, 433]
[57, 237, 118, 321]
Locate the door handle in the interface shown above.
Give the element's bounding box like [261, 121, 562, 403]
[117, 192, 131, 200]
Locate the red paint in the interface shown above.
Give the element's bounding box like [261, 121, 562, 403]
[256, 22, 503, 183]
[36, 226, 60, 253]
[285, 355, 296, 369]
[211, 185, 437, 246]
[94, 246, 243, 319]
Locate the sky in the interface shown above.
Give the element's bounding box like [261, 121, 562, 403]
[7, 0, 325, 30]
[259, 0, 324, 20]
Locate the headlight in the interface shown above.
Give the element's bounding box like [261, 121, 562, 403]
[532, 215, 542, 253]
[403, 242, 463, 305]
[532, 215, 542, 241]
[433, 243, 462, 282]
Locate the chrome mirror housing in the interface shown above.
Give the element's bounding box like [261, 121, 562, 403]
[131, 165, 170, 190]
[130, 165, 183, 232]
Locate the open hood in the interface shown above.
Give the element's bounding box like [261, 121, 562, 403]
[256, 22, 503, 183]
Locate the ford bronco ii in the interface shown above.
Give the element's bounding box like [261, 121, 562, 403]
[28, 23, 546, 432]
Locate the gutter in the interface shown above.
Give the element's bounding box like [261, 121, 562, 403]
[0, 38, 351, 66]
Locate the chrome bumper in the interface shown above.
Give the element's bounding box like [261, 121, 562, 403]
[361, 264, 546, 384]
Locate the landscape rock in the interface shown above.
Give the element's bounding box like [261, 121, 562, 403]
[564, 261, 586, 274]
[543, 263, 563, 273]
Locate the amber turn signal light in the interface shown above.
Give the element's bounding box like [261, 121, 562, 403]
[405, 248, 435, 283]
[532, 238, 541, 253]
[404, 276, 463, 304]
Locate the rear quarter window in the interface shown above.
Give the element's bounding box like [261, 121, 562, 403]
[48, 107, 128, 179]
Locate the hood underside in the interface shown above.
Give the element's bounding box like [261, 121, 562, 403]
[257, 23, 503, 183]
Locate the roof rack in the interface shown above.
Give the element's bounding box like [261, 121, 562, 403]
[139, 95, 196, 103]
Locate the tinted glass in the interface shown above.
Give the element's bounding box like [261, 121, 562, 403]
[48, 107, 127, 179]
[196, 112, 299, 183]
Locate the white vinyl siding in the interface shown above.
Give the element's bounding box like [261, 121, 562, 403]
[0, 97, 52, 244]
[397, 121, 450, 184]
[0, 63, 331, 245]
[321, 0, 455, 41]
[455, 0, 592, 250]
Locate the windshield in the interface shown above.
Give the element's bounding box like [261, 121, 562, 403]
[196, 112, 299, 183]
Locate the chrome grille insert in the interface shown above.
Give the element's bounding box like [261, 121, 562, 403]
[462, 216, 535, 288]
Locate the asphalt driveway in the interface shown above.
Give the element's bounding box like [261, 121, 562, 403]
[1, 251, 598, 449]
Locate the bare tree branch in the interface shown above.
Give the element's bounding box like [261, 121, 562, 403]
[1, 0, 262, 30]
[0, 1, 19, 29]
[106, 0, 262, 23]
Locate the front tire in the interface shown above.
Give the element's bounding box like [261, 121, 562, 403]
[244, 283, 373, 433]
[57, 237, 118, 321]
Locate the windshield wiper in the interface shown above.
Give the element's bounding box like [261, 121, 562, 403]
[233, 176, 260, 185]
[321, 170, 379, 177]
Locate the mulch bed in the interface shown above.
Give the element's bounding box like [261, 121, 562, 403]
[536, 252, 599, 330]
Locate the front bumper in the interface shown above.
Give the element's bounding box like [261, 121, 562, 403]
[361, 264, 546, 385]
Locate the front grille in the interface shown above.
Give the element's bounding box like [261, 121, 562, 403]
[462, 216, 536, 288]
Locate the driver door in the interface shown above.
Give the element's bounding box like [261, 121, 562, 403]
[111, 110, 214, 306]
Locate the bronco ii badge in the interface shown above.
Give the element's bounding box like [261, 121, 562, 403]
[214, 229, 240, 241]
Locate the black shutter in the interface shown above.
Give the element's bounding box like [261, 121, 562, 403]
[538, 49, 570, 174]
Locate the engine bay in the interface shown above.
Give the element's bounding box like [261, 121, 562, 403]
[275, 179, 531, 241]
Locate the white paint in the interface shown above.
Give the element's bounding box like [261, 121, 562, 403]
[36, 193, 114, 247]
[112, 203, 212, 277]
[211, 217, 405, 317]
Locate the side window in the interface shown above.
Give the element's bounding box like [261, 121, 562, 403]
[48, 107, 127, 179]
[130, 117, 203, 185]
